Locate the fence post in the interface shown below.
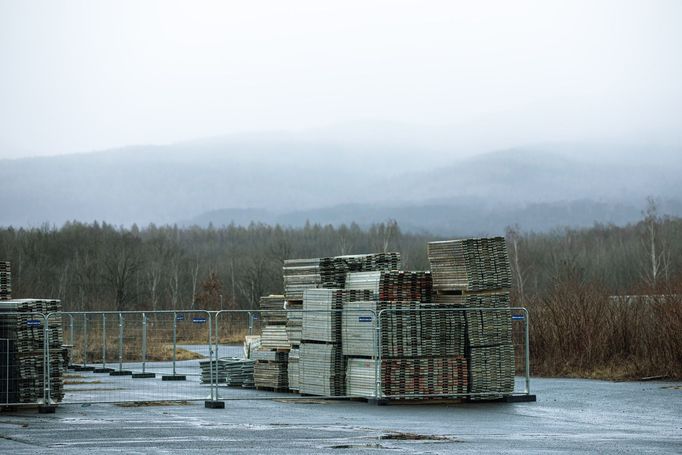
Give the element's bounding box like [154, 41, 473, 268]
[39, 313, 56, 413]
[162, 311, 185, 380]
[94, 313, 112, 373]
[248, 311, 253, 336]
[82, 314, 88, 368]
[371, 309, 386, 405]
[110, 313, 132, 376]
[205, 311, 224, 408]
[524, 308, 531, 395]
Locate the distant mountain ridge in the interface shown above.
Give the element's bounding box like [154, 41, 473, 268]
[1, 137, 680, 234]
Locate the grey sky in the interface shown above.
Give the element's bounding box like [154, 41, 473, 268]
[1, 0, 681, 158]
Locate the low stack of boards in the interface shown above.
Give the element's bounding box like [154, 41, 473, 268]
[0, 299, 65, 404]
[428, 237, 514, 400]
[200, 357, 255, 387]
[253, 295, 290, 390]
[0, 262, 11, 300]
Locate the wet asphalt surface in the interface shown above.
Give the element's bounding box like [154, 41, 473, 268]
[0, 347, 680, 454]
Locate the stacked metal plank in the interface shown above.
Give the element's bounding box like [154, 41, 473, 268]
[0, 299, 65, 404]
[287, 347, 300, 391]
[253, 295, 290, 390]
[283, 253, 401, 301]
[428, 237, 512, 292]
[285, 300, 302, 346]
[299, 289, 345, 396]
[428, 237, 514, 399]
[346, 271, 433, 302]
[346, 356, 468, 398]
[200, 357, 255, 386]
[0, 262, 11, 300]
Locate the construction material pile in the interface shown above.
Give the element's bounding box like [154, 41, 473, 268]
[282, 253, 401, 300]
[345, 271, 433, 302]
[428, 238, 514, 400]
[287, 347, 300, 391]
[428, 237, 511, 292]
[0, 299, 65, 404]
[253, 295, 290, 390]
[285, 300, 302, 346]
[0, 262, 10, 300]
[200, 357, 255, 387]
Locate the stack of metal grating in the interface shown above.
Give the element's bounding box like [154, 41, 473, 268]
[428, 237, 514, 400]
[299, 289, 345, 396]
[287, 347, 300, 391]
[283, 253, 401, 301]
[428, 237, 512, 292]
[0, 299, 65, 404]
[285, 300, 302, 346]
[200, 357, 255, 387]
[253, 295, 290, 390]
[343, 299, 468, 399]
[0, 262, 11, 300]
[346, 271, 433, 302]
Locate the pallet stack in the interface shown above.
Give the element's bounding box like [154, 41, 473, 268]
[346, 271, 433, 302]
[0, 262, 11, 300]
[428, 237, 514, 400]
[200, 357, 255, 387]
[253, 295, 290, 391]
[0, 299, 65, 404]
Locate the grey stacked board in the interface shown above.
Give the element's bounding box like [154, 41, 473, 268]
[342, 301, 466, 358]
[199, 357, 255, 386]
[345, 271, 432, 302]
[285, 300, 302, 347]
[260, 325, 290, 350]
[299, 342, 345, 396]
[283, 253, 401, 300]
[259, 295, 287, 325]
[287, 347, 300, 391]
[468, 344, 514, 399]
[0, 299, 65, 404]
[0, 262, 11, 300]
[346, 357, 468, 399]
[301, 289, 344, 343]
[428, 237, 511, 292]
[433, 292, 513, 347]
[253, 350, 288, 390]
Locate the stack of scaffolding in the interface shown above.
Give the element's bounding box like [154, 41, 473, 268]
[299, 289, 345, 396]
[346, 271, 433, 302]
[428, 237, 514, 399]
[285, 300, 302, 346]
[200, 357, 255, 386]
[283, 253, 401, 300]
[343, 300, 468, 399]
[253, 295, 290, 390]
[0, 299, 65, 404]
[287, 347, 300, 391]
[0, 262, 10, 300]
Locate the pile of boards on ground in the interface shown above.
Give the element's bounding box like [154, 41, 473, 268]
[428, 237, 515, 400]
[0, 298, 65, 405]
[200, 357, 255, 387]
[0, 262, 10, 300]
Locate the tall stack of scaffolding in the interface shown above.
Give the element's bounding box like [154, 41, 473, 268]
[428, 237, 514, 400]
[253, 295, 289, 390]
[0, 262, 11, 300]
[0, 298, 65, 404]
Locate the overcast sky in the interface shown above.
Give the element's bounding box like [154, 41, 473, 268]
[1, 0, 680, 159]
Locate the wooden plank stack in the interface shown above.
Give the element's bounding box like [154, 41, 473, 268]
[285, 300, 302, 347]
[428, 237, 515, 399]
[253, 350, 288, 390]
[345, 271, 433, 302]
[287, 347, 300, 391]
[0, 262, 11, 300]
[0, 299, 65, 404]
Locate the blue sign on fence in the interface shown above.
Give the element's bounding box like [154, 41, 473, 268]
[192, 317, 207, 324]
[358, 316, 373, 323]
[176, 314, 185, 321]
[512, 315, 525, 321]
[26, 319, 42, 327]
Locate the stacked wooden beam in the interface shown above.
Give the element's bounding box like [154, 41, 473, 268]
[429, 237, 514, 399]
[0, 299, 65, 404]
[0, 262, 11, 300]
[428, 237, 511, 292]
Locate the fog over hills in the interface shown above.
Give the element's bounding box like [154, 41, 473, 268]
[1, 136, 680, 235]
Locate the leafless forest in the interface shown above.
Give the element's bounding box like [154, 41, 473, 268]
[1, 203, 680, 379]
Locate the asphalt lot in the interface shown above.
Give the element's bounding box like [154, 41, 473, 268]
[0, 348, 680, 454]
